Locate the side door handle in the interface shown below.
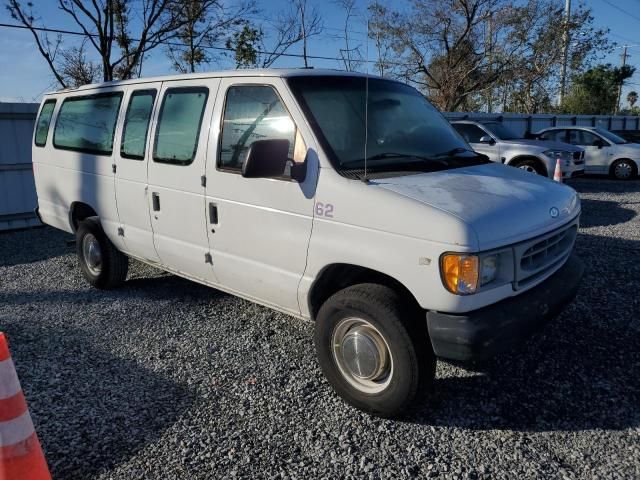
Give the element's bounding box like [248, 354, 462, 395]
[209, 202, 218, 225]
[152, 192, 160, 211]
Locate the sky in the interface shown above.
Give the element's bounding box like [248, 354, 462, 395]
[0, 0, 638, 106]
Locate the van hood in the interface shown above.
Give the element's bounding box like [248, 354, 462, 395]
[372, 163, 580, 250]
[502, 138, 582, 152]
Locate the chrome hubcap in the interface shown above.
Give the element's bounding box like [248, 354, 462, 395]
[615, 162, 632, 179]
[331, 318, 393, 393]
[82, 233, 102, 275]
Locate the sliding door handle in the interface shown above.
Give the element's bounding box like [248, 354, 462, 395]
[152, 192, 160, 211]
[209, 202, 218, 224]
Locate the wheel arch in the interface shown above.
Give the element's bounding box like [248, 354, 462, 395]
[69, 202, 98, 232]
[609, 158, 638, 178]
[308, 263, 422, 321]
[507, 155, 549, 177]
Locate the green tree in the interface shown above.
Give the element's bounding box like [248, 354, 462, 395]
[627, 91, 638, 109]
[166, 0, 256, 73]
[561, 64, 635, 115]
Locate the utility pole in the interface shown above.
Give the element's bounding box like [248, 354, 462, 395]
[486, 11, 493, 113]
[616, 46, 630, 114]
[558, 0, 571, 106]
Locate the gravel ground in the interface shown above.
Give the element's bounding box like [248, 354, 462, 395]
[0, 177, 639, 480]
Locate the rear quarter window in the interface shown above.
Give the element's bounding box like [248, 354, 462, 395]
[53, 92, 123, 155]
[34, 99, 56, 147]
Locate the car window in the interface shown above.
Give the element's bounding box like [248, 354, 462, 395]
[219, 85, 298, 171]
[121, 90, 156, 160]
[34, 99, 56, 147]
[53, 93, 123, 155]
[568, 130, 600, 147]
[540, 130, 566, 142]
[153, 87, 208, 165]
[452, 124, 487, 143]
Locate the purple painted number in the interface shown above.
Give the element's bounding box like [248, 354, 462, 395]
[315, 202, 334, 218]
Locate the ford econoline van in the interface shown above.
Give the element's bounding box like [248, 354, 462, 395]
[32, 70, 583, 416]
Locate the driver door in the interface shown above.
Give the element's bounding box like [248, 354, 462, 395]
[204, 78, 318, 315]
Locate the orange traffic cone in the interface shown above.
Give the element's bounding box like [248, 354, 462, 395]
[553, 158, 563, 183]
[0, 333, 51, 480]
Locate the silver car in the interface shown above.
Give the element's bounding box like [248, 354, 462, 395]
[452, 120, 585, 179]
[537, 126, 639, 180]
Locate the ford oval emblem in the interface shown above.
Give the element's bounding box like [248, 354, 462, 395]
[550, 207, 559, 218]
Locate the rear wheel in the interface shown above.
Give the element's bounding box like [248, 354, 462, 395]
[76, 217, 128, 289]
[610, 159, 637, 180]
[314, 283, 435, 417]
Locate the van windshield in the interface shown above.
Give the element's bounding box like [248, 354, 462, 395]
[287, 76, 488, 173]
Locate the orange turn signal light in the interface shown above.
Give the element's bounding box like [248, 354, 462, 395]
[441, 254, 479, 295]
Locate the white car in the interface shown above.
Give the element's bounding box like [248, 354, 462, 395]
[537, 126, 639, 179]
[32, 69, 583, 416]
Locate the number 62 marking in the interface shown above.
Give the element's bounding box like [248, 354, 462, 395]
[315, 202, 334, 218]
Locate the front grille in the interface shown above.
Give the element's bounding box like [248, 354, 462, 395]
[513, 223, 577, 289]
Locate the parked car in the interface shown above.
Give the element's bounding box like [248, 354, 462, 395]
[32, 70, 584, 417]
[611, 129, 640, 144]
[451, 120, 585, 179]
[537, 126, 639, 180]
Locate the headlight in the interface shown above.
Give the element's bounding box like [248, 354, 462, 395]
[441, 253, 499, 295]
[543, 150, 571, 160]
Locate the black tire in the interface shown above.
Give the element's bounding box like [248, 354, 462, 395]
[314, 283, 435, 417]
[610, 159, 637, 180]
[76, 217, 128, 289]
[511, 158, 546, 176]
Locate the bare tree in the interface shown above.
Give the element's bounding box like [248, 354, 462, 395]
[227, 4, 322, 68]
[6, 0, 207, 86]
[60, 39, 101, 87]
[368, 3, 397, 77]
[334, 0, 363, 71]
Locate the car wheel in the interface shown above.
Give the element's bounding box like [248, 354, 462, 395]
[76, 217, 129, 289]
[610, 159, 637, 180]
[314, 283, 435, 417]
[512, 159, 545, 176]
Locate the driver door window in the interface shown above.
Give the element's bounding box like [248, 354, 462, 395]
[218, 85, 305, 174]
[453, 124, 486, 143]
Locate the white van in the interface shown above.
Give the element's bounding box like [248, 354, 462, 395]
[32, 69, 583, 416]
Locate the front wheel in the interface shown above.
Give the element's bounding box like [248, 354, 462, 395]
[610, 159, 637, 180]
[314, 283, 435, 417]
[76, 217, 129, 289]
[511, 158, 546, 176]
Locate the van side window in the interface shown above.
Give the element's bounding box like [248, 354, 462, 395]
[121, 90, 156, 160]
[153, 87, 208, 165]
[53, 93, 123, 155]
[34, 99, 56, 147]
[219, 85, 297, 171]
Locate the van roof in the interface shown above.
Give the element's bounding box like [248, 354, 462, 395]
[44, 68, 386, 96]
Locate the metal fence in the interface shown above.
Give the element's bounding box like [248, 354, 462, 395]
[1, 101, 640, 232]
[0, 102, 40, 231]
[443, 112, 640, 137]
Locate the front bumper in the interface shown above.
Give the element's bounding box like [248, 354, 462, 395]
[426, 253, 584, 361]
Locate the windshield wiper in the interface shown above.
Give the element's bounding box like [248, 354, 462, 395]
[429, 147, 475, 158]
[342, 152, 449, 167]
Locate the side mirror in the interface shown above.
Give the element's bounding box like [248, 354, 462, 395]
[479, 135, 495, 145]
[242, 139, 290, 179]
[593, 139, 605, 149]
